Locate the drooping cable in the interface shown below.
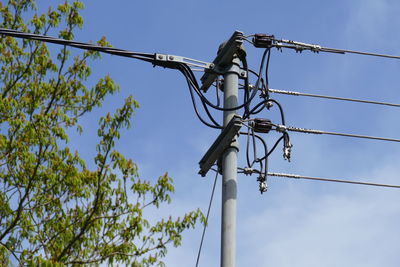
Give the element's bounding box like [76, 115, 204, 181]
[240, 126, 269, 193]
[178, 64, 222, 129]
[264, 46, 271, 94]
[182, 64, 222, 128]
[257, 134, 285, 162]
[245, 127, 252, 167]
[241, 56, 251, 116]
[269, 88, 400, 108]
[243, 48, 271, 119]
[194, 71, 258, 113]
[248, 99, 285, 124]
[195, 170, 218, 267]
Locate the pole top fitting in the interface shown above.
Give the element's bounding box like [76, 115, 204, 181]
[200, 31, 245, 93]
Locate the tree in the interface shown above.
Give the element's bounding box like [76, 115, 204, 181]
[0, 1, 204, 266]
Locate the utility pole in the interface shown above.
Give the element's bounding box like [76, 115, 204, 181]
[220, 57, 240, 267]
[199, 31, 245, 267]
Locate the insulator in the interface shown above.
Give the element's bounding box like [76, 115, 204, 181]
[252, 118, 272, 133]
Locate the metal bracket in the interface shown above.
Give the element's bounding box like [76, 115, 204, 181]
[154, 53, 213, 69]
[154, 53, 247, 79]
[207, 64, 247, 78]
[200, 31, 246, 92]
[198, 115, 242, 177]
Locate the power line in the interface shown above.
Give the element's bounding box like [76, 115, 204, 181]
[251, 34, 400, 60]
[0, 28, 212, 70]
[0, 27, 227, 129]
[0, 27, 154, 61]
[320, 46, 400, 60]
[268, 172, 400, 189]
[269, 88, 400, 108]
[195, 170, 218, 267]
[283, 126, 400, 143]
[274, 38, 400, 60]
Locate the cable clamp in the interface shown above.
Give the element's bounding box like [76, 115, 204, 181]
[287, 126, 323, 135]
[243, 167, 255, 175]
[155, 53, 214, 69]
[276, 124, 287, 133]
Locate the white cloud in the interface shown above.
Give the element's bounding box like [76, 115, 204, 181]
[238, 161, 400, 267]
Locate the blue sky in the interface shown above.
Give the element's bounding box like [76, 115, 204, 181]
[38, 0, 400, 266]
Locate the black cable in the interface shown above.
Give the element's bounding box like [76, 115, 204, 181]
[264, 47, 271, 96]
[242, 48, 270, 119]
[241, 56, 251, 116]
[178, 65, 222, 129]
[246, 126, 253, 168]
[0, 27, 155, 61]
[180, 63, 222, 127]
[180, 64, 222, 128]
[181, 64, 221, 127]
[183, 48, 265, 114]
[252, 127, 257, 168]
[241, 131, 269, 174]
[195, 170, 218, 267]
[192, 69, 259, 112]
[244, 126, 258, 169]
[248, 99, 285, 125]
[215, 79, 221, 107]
[201, 99, 222, 128]
[253, 133, 268, 179]
[258, 135, 284, 162]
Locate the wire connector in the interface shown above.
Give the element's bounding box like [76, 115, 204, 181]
[285, 40, 321, 53]
[283, 140, 293, 162]
[257, 174, 268, 194]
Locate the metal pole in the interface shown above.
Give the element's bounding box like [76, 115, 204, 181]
[221, 57, 240, 267]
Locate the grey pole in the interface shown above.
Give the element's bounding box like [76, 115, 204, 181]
[221, 57, 240, 267]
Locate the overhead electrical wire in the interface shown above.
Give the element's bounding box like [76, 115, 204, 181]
[269, 89, 400, 108]
[268, 172, 400, 189]
[0, 27, 155, 62]
[316, 46, 400, 60]
[269, 37, 400, 60]
[195, 170, 218, 267]
[238, 168, 400, 189]
[284, 126, 400, 143]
